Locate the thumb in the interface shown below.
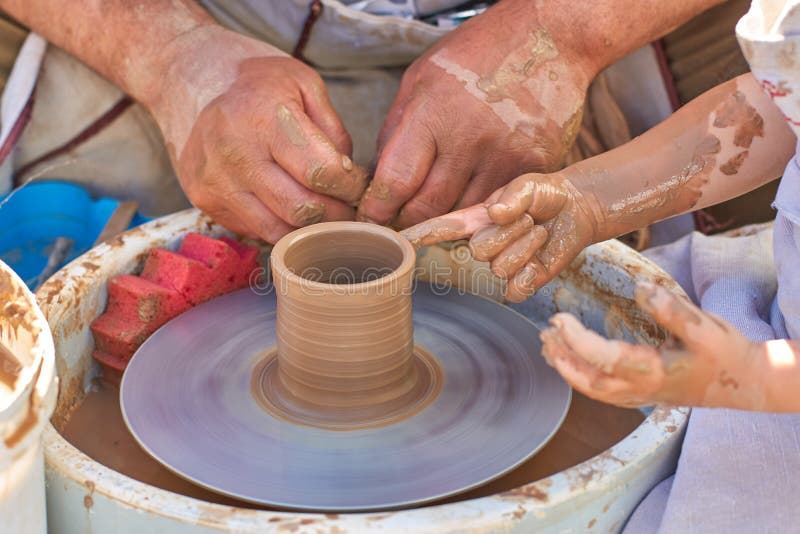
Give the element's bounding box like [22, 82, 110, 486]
[488, 174, 569, 226]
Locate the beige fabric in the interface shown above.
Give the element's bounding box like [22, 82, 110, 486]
[197, 0, 446, 68]
[15, 47, 187, 216]
[321, 66, 403, 166]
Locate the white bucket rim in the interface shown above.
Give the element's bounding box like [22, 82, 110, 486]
[0, 259, 57, 458]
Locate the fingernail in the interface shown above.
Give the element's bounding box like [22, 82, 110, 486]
[342, 154, 354, 171]
[549, 316, 563, 329]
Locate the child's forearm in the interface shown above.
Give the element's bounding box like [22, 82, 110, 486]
[564, 73, 796, 242]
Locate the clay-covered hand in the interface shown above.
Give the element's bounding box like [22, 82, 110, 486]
[401, 172, 599, 302]
[540, 282, 759, 408]
[149, 27, 368, 243]
[358, 0, 591, 228]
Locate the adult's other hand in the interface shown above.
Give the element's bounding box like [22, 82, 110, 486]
[151, 27, 368, 243]
[359, 0, 592, 228]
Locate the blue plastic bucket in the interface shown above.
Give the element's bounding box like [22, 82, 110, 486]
[0, 181, 148, 287]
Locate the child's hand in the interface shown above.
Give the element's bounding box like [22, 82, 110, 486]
[401, 172, 600, 302]
[540, 282, 758, 408]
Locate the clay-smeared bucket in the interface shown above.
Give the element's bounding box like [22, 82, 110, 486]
[0, 260, 57, 534]
[263, 222, 440, 430]
[39, 210, 689, 533]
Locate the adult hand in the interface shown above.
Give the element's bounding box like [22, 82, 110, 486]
[150, 27, 368, 243]
[359, 0, 592, 228]
[540, 282, 758, 408]
[401, 172, 599, 302]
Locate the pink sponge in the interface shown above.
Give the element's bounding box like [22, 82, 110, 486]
[140, 248, 220, 305]
[90, 275, 191, 362]
[90, 313, 152, 362]
[105, 274, 191, 326]
[219, 236, 259, 288]
[92, 351, 127, 387]
[179, 233, 240, 285]
[91, 234, 260, 385]
[179, 233, 259, 290]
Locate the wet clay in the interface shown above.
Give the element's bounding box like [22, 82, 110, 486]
[251, 346, 443, 430]
[712, 90, 765, 148]
[60, 382, 643, 510]
[0, 342, 22, 391]
[265, 222, 443, 430]
[401, 206, 493, 249]
[276, 104, 308, 148]
[720, 150, 749, 175]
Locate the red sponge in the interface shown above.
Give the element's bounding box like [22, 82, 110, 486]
[91, 234, 260, 385]
[92, 351, 127, 387]
[104, 274, 191, 326]
[140, 248, 220, 305]
[90, 312, 152, 362]
[178, 233, 259, 290]
[219, 236, 259, 288]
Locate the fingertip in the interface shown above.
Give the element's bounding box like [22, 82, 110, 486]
[487, 203, 518, 226]
[358, 181, 395, 225]
[504, 263, 537, 302]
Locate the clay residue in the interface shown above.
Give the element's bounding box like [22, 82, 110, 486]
[501, 478, 552, 502]
[4, 407, 37, 448]
[81, 261, 100, 272]
[469, 214, 534, 260]
[720, 150, 748, 175]
[292, 201, 325, 226]
[250, 346, 444, 431]
[0, 343, 22, 390]
[401, 205, 493, 249]
[4, 358, 43, 449]
[712, 91, 765, 148]
[606, 134, 721, 228]
[476, 29, 558, 103]
[83, 480, 95, 509]
[276, 104, 308, 147]
[137, 295, 159, 323]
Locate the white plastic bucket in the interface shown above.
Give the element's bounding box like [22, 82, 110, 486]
[0, 260, 58, 534]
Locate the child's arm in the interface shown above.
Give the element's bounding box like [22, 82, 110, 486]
[563, 73, 795, 239]
[541, 281, 800, 412]
[402, 73, 796, 301]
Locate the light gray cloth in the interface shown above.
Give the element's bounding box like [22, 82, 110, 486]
[624, 3, 800, 529]
[624, 173, 800, 532]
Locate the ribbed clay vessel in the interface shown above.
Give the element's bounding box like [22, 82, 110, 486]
[264, 221, 442, 430]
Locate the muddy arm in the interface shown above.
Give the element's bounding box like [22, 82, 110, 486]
[564, 72, 797, 242]
[543, 282, 800, 412]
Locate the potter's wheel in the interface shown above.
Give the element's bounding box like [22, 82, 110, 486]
[121, 283, 570, 511]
